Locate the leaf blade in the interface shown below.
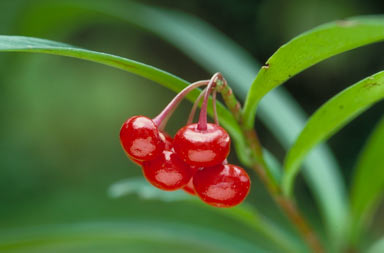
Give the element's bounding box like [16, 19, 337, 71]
[243, 16, 384, 129]
[350, 116, 384, 242]
[367, 236, 384, 253]
[283, 71, 384, 195]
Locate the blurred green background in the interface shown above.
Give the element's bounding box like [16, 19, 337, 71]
[0, 0, 383, 252]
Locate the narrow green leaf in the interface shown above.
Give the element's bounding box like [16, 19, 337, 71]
[263, 149, 283, 183]
[350, 116, 384, 242]
[219, 205, 305, 253]
[243, 16, 384, 129]
[108, 177, 192, 202]
[0, 221, 266, 253]
[108, 177, 303, 253]
[284, 71, 384, 195]
[367, 236, 384, 253]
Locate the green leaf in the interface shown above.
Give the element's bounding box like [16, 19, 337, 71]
[108, 177, 192, 202]
[243, 16, 384, 129]
[349, 116, 384, 242]
[263, 149, 283, 183]
[0, 221, 266, 253]
[108, 177, 303, 253]
[367, 236, 384, 253]
[283, 71, 384, 196]
[219, 205, 304, 253]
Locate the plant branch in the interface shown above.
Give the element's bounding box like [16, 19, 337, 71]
[215, 74, 324, 253]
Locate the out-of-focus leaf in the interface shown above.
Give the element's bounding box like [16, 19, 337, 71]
[0, 221, 266, 253]
[367, 236, 384, 253]
[218, 205, 305, 253]
[349, 116, 384, 242]
[284, 71, 384, 195]
[243, 16, 384, 129]
[108, 177, 192, 201]
[108, 177, 303, 253]
[263, 149, 282, 183]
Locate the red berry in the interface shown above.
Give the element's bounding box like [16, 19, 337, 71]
[182, 166, 200, 195]
[159, 131, 173, 151]
[182, 178, 196, 195]
[173, 123, 230, 167]
[193, 164, 250, 208]
[120, 116, 164, 161]
[142, 150, 192, 191]
[132, 159, 144, 166]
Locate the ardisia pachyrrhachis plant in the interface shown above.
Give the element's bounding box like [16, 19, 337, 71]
[2, 9, 384, 253]
[120, 73, 251, 208]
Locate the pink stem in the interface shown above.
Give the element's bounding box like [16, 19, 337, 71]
[152, 80, 209, 129]
[187, 87, 208, 125]
[212, 89, 219, 125]
[197, 73, 222, 131]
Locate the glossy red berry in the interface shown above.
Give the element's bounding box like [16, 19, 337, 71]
[193, 164, 250, 208]
[120, 116, 164, 161]
[173, 123, 230, 167]
[132, 159, 144, 166]
[159, 131, 173, 151]
[182, 178, 196, 195]
[182, 166, 200, 195]
[142, 150, 192, 191]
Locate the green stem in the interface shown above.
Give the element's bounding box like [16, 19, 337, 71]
[215, 75, 324, 253]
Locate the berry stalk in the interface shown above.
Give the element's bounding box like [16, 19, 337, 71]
[215, 74, 324, 253]
[212, 89, 219, 125]
[197, 73, 221, 131]
[187, 87, 207, 125]
[153, 80, 209, 129]
[188, 84, 219, 126]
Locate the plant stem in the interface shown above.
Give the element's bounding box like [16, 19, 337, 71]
[212, 89, 219, 124]
[153, 80, 209, 129]
[215, 75, 324, 253]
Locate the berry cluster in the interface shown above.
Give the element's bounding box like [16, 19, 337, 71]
[120, 73, 250, 208]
